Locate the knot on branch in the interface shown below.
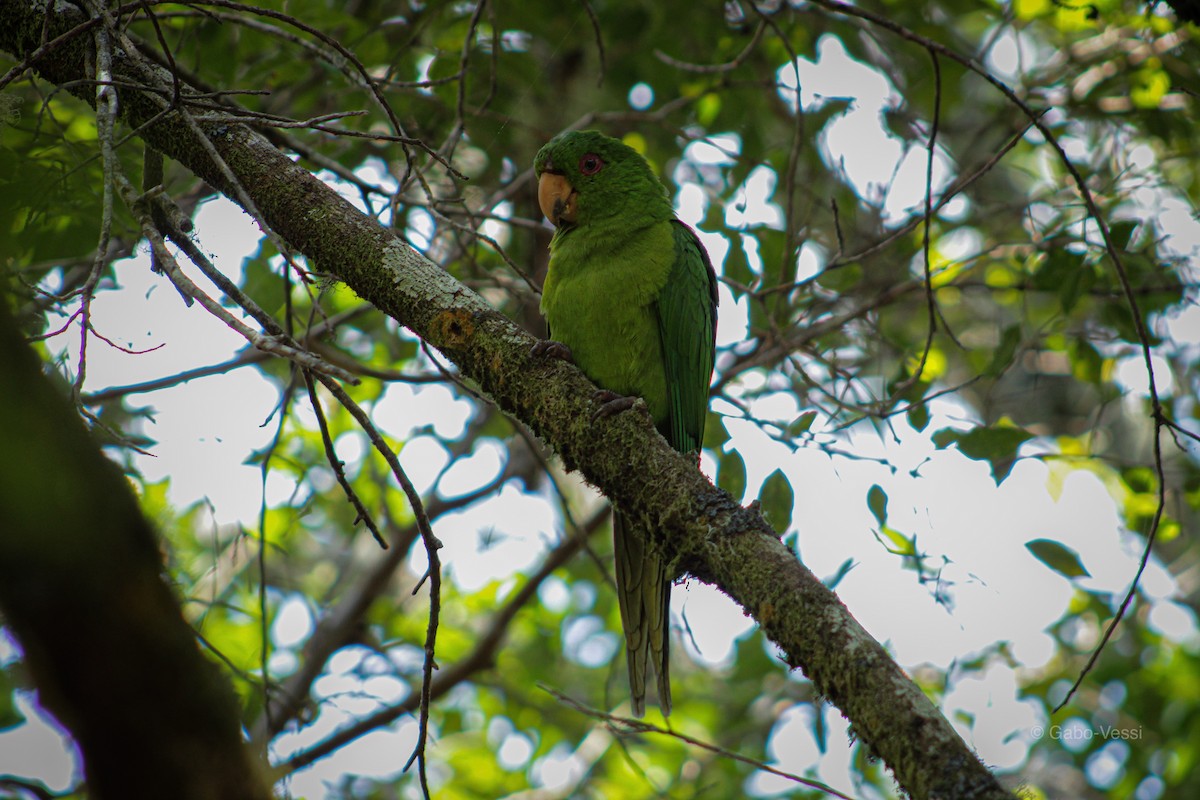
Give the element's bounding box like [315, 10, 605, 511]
[429, 308, 476, 350]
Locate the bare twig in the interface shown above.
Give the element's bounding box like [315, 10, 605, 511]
[303, 371, 388, 549]
[579, 0, 607, 85]
[0, 15, 102, 91]
[73, 6, 118, 405]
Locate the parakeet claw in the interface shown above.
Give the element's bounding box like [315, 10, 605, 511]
[592, 390, 640, 421]
[531, 339, 574, 362]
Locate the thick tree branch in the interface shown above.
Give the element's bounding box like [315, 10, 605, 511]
[0, 303, 271, 799]
[0, 3, 1013, 797]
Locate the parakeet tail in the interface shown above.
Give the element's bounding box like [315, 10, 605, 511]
[613, 510, 671, 717]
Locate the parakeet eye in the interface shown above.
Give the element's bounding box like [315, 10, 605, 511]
[578, 154, 605, 175]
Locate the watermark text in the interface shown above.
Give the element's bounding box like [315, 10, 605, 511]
[1030, 723, 1142, 741]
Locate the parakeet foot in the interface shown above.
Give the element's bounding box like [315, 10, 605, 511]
[530, 339, 574, 362]
[592, 390, 641, 420]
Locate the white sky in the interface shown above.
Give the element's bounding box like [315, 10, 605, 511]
[4, 29, 1199, 800]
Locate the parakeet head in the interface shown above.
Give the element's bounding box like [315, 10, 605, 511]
[534, 130, 673, 230]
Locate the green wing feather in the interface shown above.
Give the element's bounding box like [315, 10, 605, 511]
[656, 220, 718, 454]
[616, 219, 717, 717]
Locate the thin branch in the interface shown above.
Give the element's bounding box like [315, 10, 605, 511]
[0, 16, 101, 92]
[310, 373, 440, 797]
[892, 48, 942, 396]
[251, 368, 306, 737]
[123, 24, 390, 195]
[145, 0, 458, 174]
[279, 514, 603, 774]
[427, 203, 541, 296]
[92, 3, 311, 292]
[748, 8, 805, 303]
[303, 370, 387, 549]
[579, 0, 607, 85]
[763, 117, 1036, 298]
[73, 5, 118, 406]
[654, 20, 764, 74]
[542, 688, 858, 800]
[86, 321, 165, 355]
[132, 0, 181, 107]
[116, 181, 358, 383]
[254, 443, 537, 739]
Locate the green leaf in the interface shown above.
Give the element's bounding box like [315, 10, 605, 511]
[1100, 300, 1150, 344]
[722, 235, 755, 286]
[703, 413, 732, 451]
[1031, 248, 1081, 292]
[867, 484, 888, 527]
[696, 92, 721, 126]
[1131, 66, 1170, 109]
[815, 262, 862, 293]
[876, 525, 916, 557]
[824, 557, 856, 590]
[718, 448, 747, 501]
[955, 425, 1034, 460]
[1026, 538, 1091, 578]
[932, 428, 961, 449]
[0, 664, 26, 730]
[907, 402, 930, 433]
[759, 469, 794, 532]
[985, 325, 1021, 377]
[1068, 337, 1105, 384]
[1108, 220, 1138, 251]
[788, 410, 817, 437]
[955, 424, 1035, 484]
[1058, 259, 1095, 314]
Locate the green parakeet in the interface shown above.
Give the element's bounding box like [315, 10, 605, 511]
[533, 130, 718, 716]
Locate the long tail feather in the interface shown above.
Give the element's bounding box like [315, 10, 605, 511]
[613, 510, 671, 716]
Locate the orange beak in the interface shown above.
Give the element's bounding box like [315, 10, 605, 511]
[538, 172, 577, 227]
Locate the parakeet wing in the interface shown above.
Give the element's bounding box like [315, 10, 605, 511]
[614, 220, 716, 717]
[655, 220, 719, 455]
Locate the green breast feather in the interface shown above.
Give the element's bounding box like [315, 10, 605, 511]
[540, 220, 676, 427]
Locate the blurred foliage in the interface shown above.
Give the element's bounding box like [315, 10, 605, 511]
[3, 0, 1200, 797]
